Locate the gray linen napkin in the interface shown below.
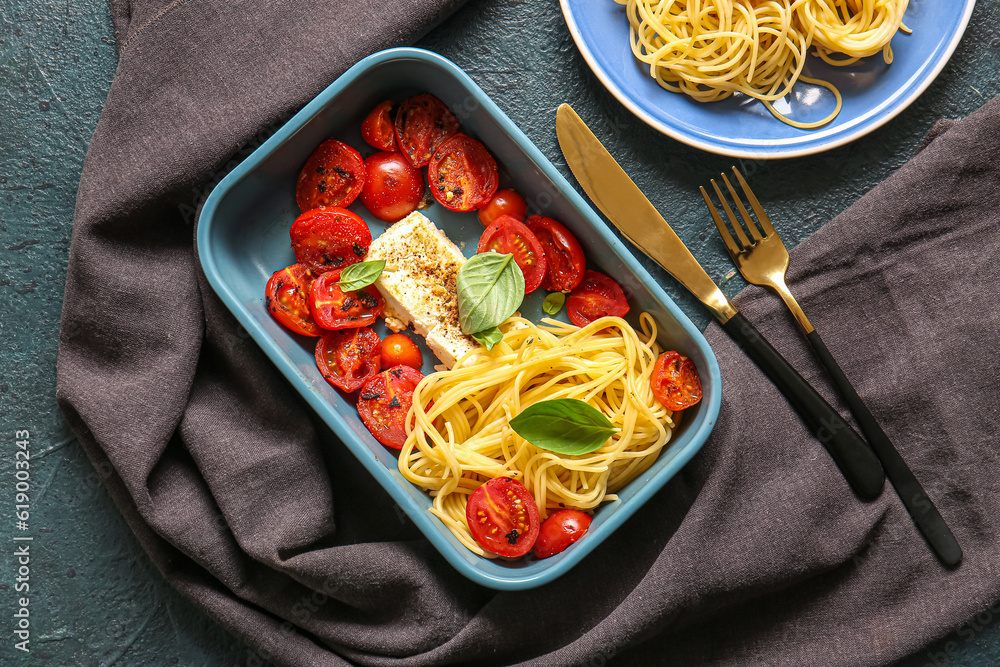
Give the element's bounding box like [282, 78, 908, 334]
[57, 1, 1000, 665]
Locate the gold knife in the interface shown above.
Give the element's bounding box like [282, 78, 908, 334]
[556, 104, 885, 501]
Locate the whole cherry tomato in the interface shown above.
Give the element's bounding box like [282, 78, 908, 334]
[428, 134, 499, 212]
[289, 207, 372, 274]
[265, 263, 320, 336]
[360, 100, 397, 151]
[534, 509, 593, 559]
[465, 477, 540, 558]
[478, 189, 527, 226]
[525, 215, 585, 292]
[315, 327, 381, 392]
[360, 151, 424, 222]
[477, 215, 548, 294]
[566, 270, 630, 327]
[308, 271, 383, 330]
[650, 351, 703, 411]
[381, 333, 423, 370]
[295, 139, 365, 212]
[357, 365, 425, 449]
[394, 94, 459, 167]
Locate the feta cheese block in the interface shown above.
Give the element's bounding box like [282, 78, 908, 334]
[366, 211, 479, 368]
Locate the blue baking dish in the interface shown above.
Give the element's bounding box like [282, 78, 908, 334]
[197, 47, 720, 590]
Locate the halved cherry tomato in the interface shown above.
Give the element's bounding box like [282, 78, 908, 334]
[525, 215, 585, 292]
[360, 100, 397, 151]
[295, 140, 365, 212]
[478, 189, 527, 226]
[477, 215, 548, 294]
[534, 509, 593, 559]
[357, 365, 425, 449]
[566, 270, 630, 326]
[265, 264, 320, 336]
[394, 94, 459, 167]
[465, 477, 540, 558]
[651, 351, 703, 411]
[308, 271, 383, 330]
[315, 327, 381, 392]
[428, 134, 499, 212]
[289, 207, 372, 274]
[360, 152, 424, 222]
[381, 333, 423, 370]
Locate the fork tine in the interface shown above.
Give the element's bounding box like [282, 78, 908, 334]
[699, 186, 742, 258]
[732, 167, 777, 237]
[721, 172, 763, 243]
[710, 178, 752, 249]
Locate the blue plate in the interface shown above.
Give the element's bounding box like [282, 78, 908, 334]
[197, 48, 720, 590]
[561, 0, 975, 158]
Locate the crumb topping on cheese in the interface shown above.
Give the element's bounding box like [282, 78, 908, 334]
[366, 211, 478, 368]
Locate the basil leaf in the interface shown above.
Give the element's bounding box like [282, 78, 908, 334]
[456, 252, 524, 334]
[471, 326, 503, 351]
[338, 260, 385, 291]
[509, 398, 617, 455]
[542, 291, 565, 316]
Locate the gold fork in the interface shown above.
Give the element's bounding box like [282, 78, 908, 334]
[701, 167, 962, 568]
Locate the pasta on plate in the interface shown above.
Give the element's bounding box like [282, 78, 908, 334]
[616, 0, 910, 128]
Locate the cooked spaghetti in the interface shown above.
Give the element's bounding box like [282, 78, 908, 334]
[398, 314, 675, 557]
[616, 0, 910, 129]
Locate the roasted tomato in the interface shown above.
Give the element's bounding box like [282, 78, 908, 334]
[357, 365, 425, 449]
[477, 215, 548, 294]
[315, 327, 381, 392]
[381, 333, 423, 370]
[308, 271, 383, 330]
[533, 509, 593, 559]
[289, 207, 372, 274]
[466, 477, 540, 558]
[428, 133, 498, 212]
[360, 151, 424, 222]
[651, 351, 703, 411]
[566, 270, 630, 326]
[525, 215, 585, 292]
[264, 263, 320, 336]
[295, 139, 365, 212]
[360, 100, 397, 151]
[394, 93, 459, 167]
[478, 189, 527, 226]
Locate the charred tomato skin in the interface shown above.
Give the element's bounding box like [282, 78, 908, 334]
[315, 327, 382, 392]
[357, 365, 425, 449]
[566, 270, 630, 326]
[289, 207, 372, 275]
[428, 133, 499, 212]
[265, 263, 321, 336]
[651, 351, 703, 411]
[295, 139, 365, 212]
[525, 215, 586, 292]
[394, 93, 459, 168]
[308, 271, 384, 330]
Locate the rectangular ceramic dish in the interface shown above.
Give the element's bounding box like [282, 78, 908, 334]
[197, 47, 720, 590]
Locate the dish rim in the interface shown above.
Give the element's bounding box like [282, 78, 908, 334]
[196, 47, 721, 590]
[560, 0, 977, 159]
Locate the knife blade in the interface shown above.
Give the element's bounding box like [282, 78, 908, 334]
[556, 103, 885, 501]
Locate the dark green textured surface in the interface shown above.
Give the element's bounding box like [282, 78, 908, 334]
[1, 1, 998, 665]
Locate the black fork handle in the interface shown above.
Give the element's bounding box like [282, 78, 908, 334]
[722, 312, 885, 501]
[806, 330, 962, 567]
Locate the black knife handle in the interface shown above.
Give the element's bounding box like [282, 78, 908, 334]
[722, 312, 885, 501]
[805, 330, 962, 567]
